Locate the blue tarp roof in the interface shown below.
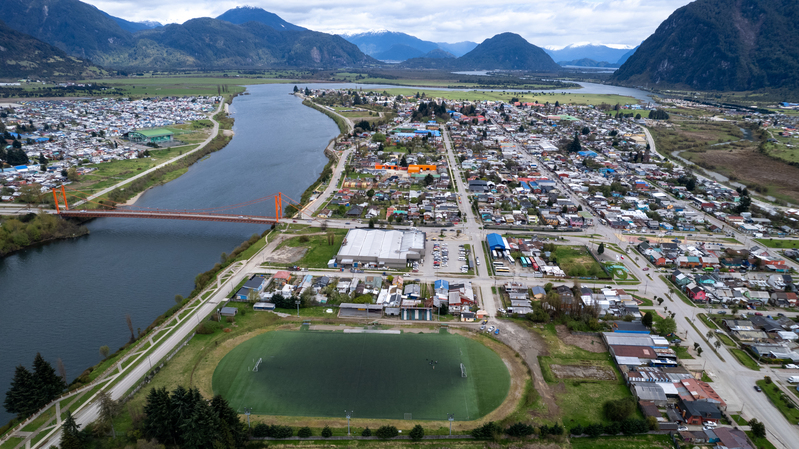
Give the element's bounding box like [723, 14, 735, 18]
[434, 280, 449, 290]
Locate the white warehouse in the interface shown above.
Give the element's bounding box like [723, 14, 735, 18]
[334, 229, 426, 268]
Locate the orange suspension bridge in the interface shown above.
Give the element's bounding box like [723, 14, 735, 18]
[50, 186, 310, 225]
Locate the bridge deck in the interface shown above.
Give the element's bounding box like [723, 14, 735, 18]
[58, 210, 279, 224]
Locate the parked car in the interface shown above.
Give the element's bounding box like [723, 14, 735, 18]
[754, 385, 762, 392]
[479, 325, 486, 331]
[677, 426, 688, 431]
[494, 328, 500, 335]
[785, 364, 799, 370]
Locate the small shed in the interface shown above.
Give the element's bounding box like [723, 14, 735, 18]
[253, 302, 275, 311]
[220, 307, 238, 317]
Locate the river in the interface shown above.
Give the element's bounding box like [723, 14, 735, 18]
[0, 80, 655, 425]
[0, 84, 339, 424]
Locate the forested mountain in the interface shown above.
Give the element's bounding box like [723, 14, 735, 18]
[611, 0, 799, 91]
[216, 6, 305, 31]
[342, 31, 476, 61]
[2, 0, 134, 64]
[373, 44, 425, 61]
[455, 33, 560, 71]
[107, 15, 162, 33]
[0, 20, 103, 78]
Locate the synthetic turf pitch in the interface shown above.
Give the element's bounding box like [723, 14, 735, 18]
[212, 330, 510, 420]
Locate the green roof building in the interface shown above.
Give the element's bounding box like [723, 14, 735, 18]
[128, 129, 173, 143]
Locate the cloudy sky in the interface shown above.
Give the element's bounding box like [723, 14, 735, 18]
[87, 0, 696, 48]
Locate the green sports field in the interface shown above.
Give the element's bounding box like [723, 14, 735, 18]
[212, 330, 510, 421]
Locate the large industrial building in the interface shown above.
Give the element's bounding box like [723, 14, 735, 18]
[334, 229, 425, 268]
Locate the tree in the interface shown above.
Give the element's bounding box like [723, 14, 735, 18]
[566, 134, 582, 153]
[368, 218, 375, 229]
[603, 397, 636, 421]
[749, 419, 766, 439]
[642, 312, 654, 328]
[174, 294, 184, 305]
[584, 423, 603, 437]
[361, 427, 372, 436]
[375, 425, 398, 439]
[99, 345, 110, 359]
[714, 340, 722, 350]
[597, 242, 605, 255]
[656, 297, 664, 306]
[507, 422, 535, 437]
[654, 317, 676, 336]
[409, 424, 424, 441]
[126, 314, 135, 343]
[581, 126, 590, 135]
[293, 85, 299, 93]
[3, 365, 36, 417]
[298, 427, 312, 438]
[366, 189, 375, 198]
[97, 391, 120, 438]
[32, 353, 65, 409]
[321, 426, 332, 438]
[60, 411, 82, 449]
[142, 387, 173, 444]
[424, 173, 434, 186]
[696, 347, 703, 356]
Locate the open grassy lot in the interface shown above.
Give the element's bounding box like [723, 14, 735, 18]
[533, 324, 634, 427]
[212, 331, 510, 420]
[756, 379, 799, 423]
[79, 76, 300, 97]
[275, 229, 348, 268]
[756, 238, 799, 249]
[570, 434, 673, 449]
[731, 348, 760, 370]
[552, 245, 607, 278]
[382, 88, 638, 106]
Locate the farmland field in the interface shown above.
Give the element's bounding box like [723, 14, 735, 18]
[212, 330, 510, 420]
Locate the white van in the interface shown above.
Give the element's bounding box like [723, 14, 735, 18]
[787, 376, 799, 383]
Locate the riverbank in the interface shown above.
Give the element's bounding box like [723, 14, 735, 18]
[0, 213, 89, 257]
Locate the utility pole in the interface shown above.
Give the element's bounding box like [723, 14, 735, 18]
[345, 410, 353, 435]
[244, 407, 252, 428]
[295, 299, 301, 318]
[448, 413, 455, 435]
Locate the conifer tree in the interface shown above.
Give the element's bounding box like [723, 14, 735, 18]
[32, 353, 65, 408]
[3, 365, 36, 417]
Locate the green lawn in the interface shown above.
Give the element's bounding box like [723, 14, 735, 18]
[79, 76, 301, 97]
[747, 431, 777, 449]
[756, 380, 799, 423]
[569, 434, 673, 449]
[212, 331, 510, 420]
[731, 348, 761, 370]
[718, 333, 736, 346]
[673, 346, 694, 360]
[756, 238, 799, 249]
[731, 414, 748, 426]
[698, 313, 718, 329]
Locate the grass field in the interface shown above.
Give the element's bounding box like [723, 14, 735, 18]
[756, 239, 799, 249]
[756, 379, 799, 423]
[212, 331, 510, 420]
[731, 348, 760, 370]
[382, 88, 638, 106]
[552, 245, 607, 278]
[78, 76, 300, 97]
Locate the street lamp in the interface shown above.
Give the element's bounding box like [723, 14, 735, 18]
[345, 410, 353, 435]
[295, 299, 301, 318]
[447, 413, 455, 435]
[243, 407, 253, 428]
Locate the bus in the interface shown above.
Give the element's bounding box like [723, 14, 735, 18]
[492, 249, 498, 259]
[493, 261, 505, 267]
[519, 257, 527, 268]
[495, 267, 510, 273]
[507, 255, 515, 265]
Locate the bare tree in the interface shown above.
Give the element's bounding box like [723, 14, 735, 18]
[56, 358, 67, 383]
[714, 340, 722, 350]
[97, 391, 120, 439]
[126, 314, 135, 343]
[99, 345, 110, 360]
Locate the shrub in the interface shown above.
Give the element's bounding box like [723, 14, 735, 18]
[321, 426, 332, 438]
[409, 424, 424, 441]
[507, 422, 535, 437]
[252, 423, 270, 438]
[471, 421, 501, 439]
[361, 427, 372, 437]
[584, 423, 603, 438]
[603, 422, 620, 435]
[603, 397, 636, 421]
[375, 425, 398, 439]
[570, 424, 584, 436]
[297, 427, 312, 438]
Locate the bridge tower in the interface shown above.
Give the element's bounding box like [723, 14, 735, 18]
[275, 193, 282, 221]
[51, 187, 69, 212]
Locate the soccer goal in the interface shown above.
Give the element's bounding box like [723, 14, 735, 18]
[253, 358, 263, 372]
[460, 363, 467, 378]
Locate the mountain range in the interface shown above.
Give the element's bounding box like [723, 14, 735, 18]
[341, 30, 476, 61]
[0, 19, 103, 78]
[401, 33, 560, 72]
[1, 0, 373, 70]
[544, 43, 636, 66]
[612, 0, 799, 91]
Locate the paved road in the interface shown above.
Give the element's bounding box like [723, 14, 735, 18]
[73, 101, 224, 207]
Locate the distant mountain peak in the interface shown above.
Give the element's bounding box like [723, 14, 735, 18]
[216, 6, 305, 31]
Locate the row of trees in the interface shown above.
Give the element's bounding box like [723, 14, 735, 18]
[142, 386, 248, 449]
[4, 353, 66, 418]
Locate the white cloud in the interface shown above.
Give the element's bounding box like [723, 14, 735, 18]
[87, 0, 694, 47]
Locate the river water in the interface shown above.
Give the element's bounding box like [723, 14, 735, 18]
[0, 81, 654, 424]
